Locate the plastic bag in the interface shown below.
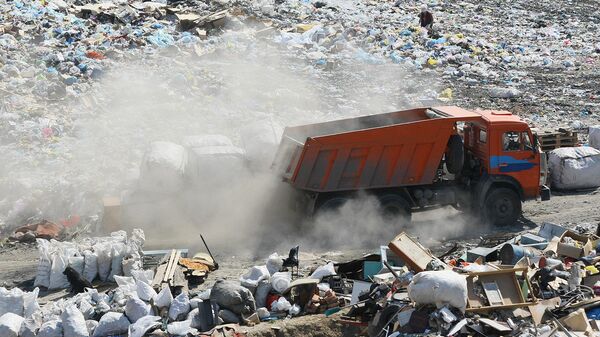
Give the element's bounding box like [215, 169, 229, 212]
[96, 243, 112, 282]
[590, 125, 600, 150]
[92, 312, 130, 337]
[167, 319, 196, 336]
[82, 250, 98, 283]
[108, 243, 126, 282]
[407, 270, 468, 312]
[169, 292, 191, 321]
[270, 297, 292, 312]
[61, 305, 89, 337]
[210, 279, 256, 315]
[155, 286, 173, 308]
[128, 315, 161, 337]
[240, 265, 270, 288]
[271, 272, 291, 293]
[23, 287, 40, 318]
[85, 320, 98, 336]
[548, 147, 600, 190]
[79, 299, 95, 320]
[310, 262, 336, 281]
[0, 313, 24, 337]
[18, 317, 39, 337]
[131, 269, 154, 285]
[136, 280, 157, 302]
[125, 298, 151, 323]
[255, 280, 271, 308]
[34, 239, 52, 288]
[37, 320, 63, 337]
[68, 256, 85, 276]
[49, 253, 70, 289]
[266, 253, 283, 275]
[0, 287, 24, 316]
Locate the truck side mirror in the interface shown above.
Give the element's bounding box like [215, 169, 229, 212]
[532, 134, 539, 154]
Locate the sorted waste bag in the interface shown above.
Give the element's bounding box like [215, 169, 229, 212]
[0, 313, 25, 337]
[210, 279, 256, 315]
[92, 312, 130, 337]
[61, 305, 89, 337]
[548, 147, 600, 190]
[169, 292, 191, 321]
[82, 250, 98, 283]
[125, 298, 151, 323]
[38, 320, 63, 337]
[408, 270, 468, 312]
[589, 125, 600, 150]
[155, 286, 174, 309]
[128, 315, 161, 337]
[139, 141, 188, 194]
[240, 265, 270, 288]
[34, 239, 52, 288]
[136, 279, 157, 301]
[0, 287, 25, 316]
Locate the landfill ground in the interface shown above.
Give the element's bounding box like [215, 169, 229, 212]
[2, 190, 599, 336]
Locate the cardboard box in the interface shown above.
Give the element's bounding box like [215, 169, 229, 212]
[557, 231, 593, 259]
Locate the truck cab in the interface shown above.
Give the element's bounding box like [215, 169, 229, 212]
[463, 110, 550, 225]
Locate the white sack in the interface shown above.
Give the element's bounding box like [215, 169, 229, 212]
[167, 319, 196, 336]
[169, 292, 191, 322]
[548, 147, 600, 190]
[37, 320, 63, 337]
[85, 320, 98, 336]
[271, 272, 291, 293]
[125, 298, 151, 323]
[22, 287, 40, 318]
[96, 243, 112, 282]
[310, 262, 336, 281]
[240, 265, 270, 288]
[61, 305, 89, 337]
[271, 297, 292, 312]
[0, 313, 24, 337]
[68, 256, 85, 276]
[82, 250, 98, 283]
[266, 253, 283, 275]
[49, 253, 70, 289]
[131, 270, 154, 285]
[92, 312, 130, 337]
[407, 270, 468, 312]
[108, 243, 126, 282]
[155, 286, 173, 309]
[128, 315, 161, 337]
[136, 280, 157, 302]
[239, 119, 283, 169]
[19, 317, 39, 337]
[0, 287, 24, 316]
[139, 141, 187, 194]
[34, 239, 52, 288]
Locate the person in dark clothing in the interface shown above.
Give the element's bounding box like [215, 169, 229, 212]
[419, 5, 434, 31]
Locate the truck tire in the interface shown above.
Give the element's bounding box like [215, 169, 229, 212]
[445, 135, 464, 174]
[483, 188, 521, 226]
[378, 194, 412, 225]
[314, 195, 349, 215]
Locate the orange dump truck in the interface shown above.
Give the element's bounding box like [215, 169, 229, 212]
[273, 106, 550, 226]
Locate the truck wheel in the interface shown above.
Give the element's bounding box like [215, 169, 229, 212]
[483, 188, 521, 226]
[378, 194, 412, 225]
[314, 196, 349, 215]
[445, 135, 464, 174]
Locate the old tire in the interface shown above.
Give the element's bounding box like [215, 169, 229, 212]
[378, 194, 412, 225]
[483, 188, 521, 226]
[445, 135, 464, 174]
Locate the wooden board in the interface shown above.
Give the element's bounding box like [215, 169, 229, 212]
[388, 232, 436, 272]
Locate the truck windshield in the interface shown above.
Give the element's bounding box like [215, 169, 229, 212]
[503, 131, 533, 151]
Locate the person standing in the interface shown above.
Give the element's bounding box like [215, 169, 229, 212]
[419, 4, 434, 32]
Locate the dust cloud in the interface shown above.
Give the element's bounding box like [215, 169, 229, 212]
[0, 32, 470, 255]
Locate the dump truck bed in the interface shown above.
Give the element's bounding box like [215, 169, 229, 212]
[274, 106, 482, 192]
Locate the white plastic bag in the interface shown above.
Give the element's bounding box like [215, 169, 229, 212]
[128, 315, 161, 337]
[49, 253, 70, 289]
[271, 272, 291, 293]
[92, 312, 130, 337]
[37, 320, 63, 337]
[108, 243, 126, 282]
[155, 287, 173, 309]
[125, 298, 151, 323]
[266, 253, 283, 275]
[19, 317, 39, 337]
[22, 287, 40, 318]
[407, 270, 468, 312]
[310, 262, 336, 281]
[61, 305, 89, 337]
[0, 287, 24, 316]
[169, 292, 191, 321]
[548, 147, 600, 190]
[136, 280, 157, 302]
[68, 256, 85, 276]
[82, 250, 98, 283]
[270, 297, 292, 312]
[79, 299, 95, 320]
[240, 265, 270, 288]
[85, 320, 98, 336]
[131, 270, 154, 285]
[0, 313, 24, 337]
[139, 141, 188, 194]
[96, 243, 112, 282]
[34, 239, 52, 288]
[167, 319, 196, 336]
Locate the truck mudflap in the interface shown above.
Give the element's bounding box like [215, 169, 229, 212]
[540, 185, 551, 201]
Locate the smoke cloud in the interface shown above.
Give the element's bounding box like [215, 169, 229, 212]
[0, 30, 468, 255]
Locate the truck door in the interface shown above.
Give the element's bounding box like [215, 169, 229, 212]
[490, 129, 540, 198]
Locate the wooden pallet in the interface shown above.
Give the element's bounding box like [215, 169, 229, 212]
[535, 129, 578, 152]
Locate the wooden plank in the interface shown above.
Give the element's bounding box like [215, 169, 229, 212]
[163, 249, 176, 283]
